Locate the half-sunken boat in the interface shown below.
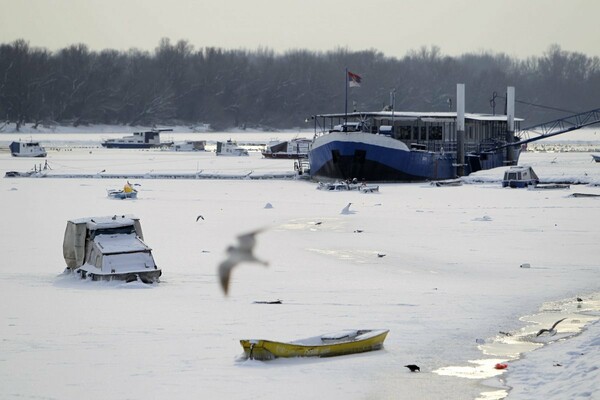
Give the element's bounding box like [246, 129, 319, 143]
[502, 166, 539, 188]
[240, 329, 389, 361]
[9, 141, 47, 157]
[101, 128, 173, 149]
[62, 215, 161, 283]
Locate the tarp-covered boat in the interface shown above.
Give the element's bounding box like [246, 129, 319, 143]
[240, 329, 389, 360]
[62, 215, 161, 283]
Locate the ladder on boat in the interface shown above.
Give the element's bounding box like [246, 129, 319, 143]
[486, 107, 600, 151]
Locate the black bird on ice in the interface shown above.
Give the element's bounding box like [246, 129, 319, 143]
[405, 364, 420, 372]
[218, 228, 268, 295]
[536, 318, 566, 337]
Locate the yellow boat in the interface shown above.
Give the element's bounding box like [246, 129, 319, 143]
[240, 329, 389, 361]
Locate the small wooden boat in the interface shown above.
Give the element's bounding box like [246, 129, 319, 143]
[240, 329, 389, 360]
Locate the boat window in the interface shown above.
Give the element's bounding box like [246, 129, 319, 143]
[90, 225, 136, 239]
[430, 126, 442, 140]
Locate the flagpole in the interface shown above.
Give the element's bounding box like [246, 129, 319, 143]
[344, 67, 348, 130]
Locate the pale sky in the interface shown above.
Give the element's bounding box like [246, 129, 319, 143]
[1, 0, 599, 59]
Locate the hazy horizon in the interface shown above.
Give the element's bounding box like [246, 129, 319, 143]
[1, 0, 599, 59]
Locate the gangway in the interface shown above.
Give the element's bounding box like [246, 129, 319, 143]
[486, 107, 600, 151]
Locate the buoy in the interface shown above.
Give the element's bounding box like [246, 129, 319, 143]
[494, 363, 508, 370]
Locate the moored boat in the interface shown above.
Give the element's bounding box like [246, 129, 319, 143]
[171, 140, 206, 152]
[262, 138, 312, 159]
[101, 128, 173, 149]
[216, 139, 248, 156]
[62, 215, 161, 283]
[240, 329, 389, 361]
[9, 141, 47, 157]
[308, 110, 521, 183]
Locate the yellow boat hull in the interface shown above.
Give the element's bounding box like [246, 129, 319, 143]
[240, 329, 389, 361]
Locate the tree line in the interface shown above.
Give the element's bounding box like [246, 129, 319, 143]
[1, 38, 599, 131]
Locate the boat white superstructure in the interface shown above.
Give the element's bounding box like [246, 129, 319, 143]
[63, 215, 161, 283]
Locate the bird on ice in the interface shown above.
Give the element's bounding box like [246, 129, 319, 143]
[341, 203, 353, 214]
[536, 318, 566, 336]
[196, 215, 205, 221]
[218, 228, 268, 295]
[404, 364, 420, 372]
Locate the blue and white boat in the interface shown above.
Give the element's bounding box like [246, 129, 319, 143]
[308, 111, 522, 182]
[101, 128, 173, 149]
[9, 141, 47, 157]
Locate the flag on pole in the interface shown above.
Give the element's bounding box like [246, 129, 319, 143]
[347, 71, 362, 87]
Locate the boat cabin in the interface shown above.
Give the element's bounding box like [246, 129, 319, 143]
[216, 140, 249, 156]
[502, 166, 539, 188]
[9, 141, 47, 157]
[316, 111, 522, 156]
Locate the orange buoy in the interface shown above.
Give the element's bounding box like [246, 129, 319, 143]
[494, 363, 508, 370]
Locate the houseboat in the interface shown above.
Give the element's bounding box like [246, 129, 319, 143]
[101, 128, 173, 149]
[308, 85, 524, 182]
[62, 215, 161, 283]
[9, 141, 47, 157]
[216, 140, 248, 156]
[262, 138, 312, 159]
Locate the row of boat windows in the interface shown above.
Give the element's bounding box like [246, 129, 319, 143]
[374, 120, 519, 142]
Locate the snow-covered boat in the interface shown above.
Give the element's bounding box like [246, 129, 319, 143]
[101, 128, 173, 149]
[62, 215, 161, 283]
[316, 180, 379, 193]
[262, 138, 312, 159]
[502, 166, 539, 188]
[171, 140, 206, 152]
[240, 329, 389, 361]
[592, 154, 600, 162]
[9, 141, 47, 157]
[216, 139, 248, 156]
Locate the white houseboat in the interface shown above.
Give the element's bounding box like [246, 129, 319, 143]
[9, 141, 47, 157]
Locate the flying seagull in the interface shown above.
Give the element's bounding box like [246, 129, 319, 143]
[404, 364, 420, 372]
[218, 228, 268, 295]
[536, 318, 566, 337]
[196, 215, 205, 222]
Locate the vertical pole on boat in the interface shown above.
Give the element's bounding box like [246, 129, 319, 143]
[391, 89, 396, 134]
[456, 83, 466, 176]
[506, 86, 516, 165]
[344, 68, 348, 130]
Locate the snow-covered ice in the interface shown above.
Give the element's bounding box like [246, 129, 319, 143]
[0, 129, 599, 400]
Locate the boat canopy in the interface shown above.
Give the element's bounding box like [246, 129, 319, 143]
[314, 111, 523, 122]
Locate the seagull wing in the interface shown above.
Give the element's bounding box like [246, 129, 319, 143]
[218, 256, 237, 295]
[236, 228, 264, 251]
[550, 318, 566, 330]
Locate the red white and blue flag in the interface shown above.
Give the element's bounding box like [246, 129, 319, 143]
[347, 71, 362, 87]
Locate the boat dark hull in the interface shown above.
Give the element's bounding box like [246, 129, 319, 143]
[262, 152, 308, 159]
[101, 143, 171, 149]
[309, 132, 514, 182]
[75, 268, 161, 284]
